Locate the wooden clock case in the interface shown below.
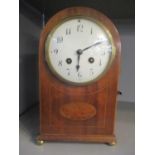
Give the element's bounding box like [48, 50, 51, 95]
[37, 7, 121, 145]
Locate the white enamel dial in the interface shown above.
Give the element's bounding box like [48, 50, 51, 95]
[45, 17, 115, 84]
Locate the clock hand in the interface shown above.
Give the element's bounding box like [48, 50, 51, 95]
[76, 55, 80, 71]
[76, 49, 82, 72]
[81, 41, 104, 53]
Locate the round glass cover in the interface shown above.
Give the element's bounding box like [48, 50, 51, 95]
[45, 17, 115, 84]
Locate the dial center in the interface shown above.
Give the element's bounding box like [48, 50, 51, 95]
[76, 49, 83, 55]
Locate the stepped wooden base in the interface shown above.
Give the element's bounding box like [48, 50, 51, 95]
[36, 134, 116, 145]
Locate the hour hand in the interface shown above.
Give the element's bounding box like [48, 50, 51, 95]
[76, 54, 80, 71]
[76, 65, 80, 71]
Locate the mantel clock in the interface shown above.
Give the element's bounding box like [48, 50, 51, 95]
[37, 7, 121, 145]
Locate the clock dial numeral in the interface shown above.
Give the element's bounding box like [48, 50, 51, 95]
[106, 45, 112, 52]
[77, 19, 81, 23]
[58, 60, 62, 66]
[57, 36, 63, 43]
[90, 68, 94, 75]
[77, 24, 83, 32]
[90, 28, 93, 35]
[99, 59, 102, 66]
[77, 72, 82, 78]
[66, 68, 70, 76]
[66, 28, 71, 35]
[52, 49, 58, 54]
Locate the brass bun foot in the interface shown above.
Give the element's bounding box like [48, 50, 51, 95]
[107, 140, 116, 146]
[36, 140, 44, 145]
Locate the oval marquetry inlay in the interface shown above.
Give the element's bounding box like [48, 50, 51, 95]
[60, 102, 96, 121]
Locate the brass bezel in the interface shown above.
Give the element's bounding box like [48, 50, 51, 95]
[45, 16, 116, 86]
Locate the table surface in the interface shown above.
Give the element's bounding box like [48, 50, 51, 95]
[19, 101, 135, 155]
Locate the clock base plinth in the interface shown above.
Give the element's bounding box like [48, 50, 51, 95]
[37, 134, 116, 144]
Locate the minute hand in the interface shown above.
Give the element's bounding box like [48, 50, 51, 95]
[81, 41, 104, 52]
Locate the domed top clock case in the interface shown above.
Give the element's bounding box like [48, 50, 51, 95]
[37, 7, 121, 144]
